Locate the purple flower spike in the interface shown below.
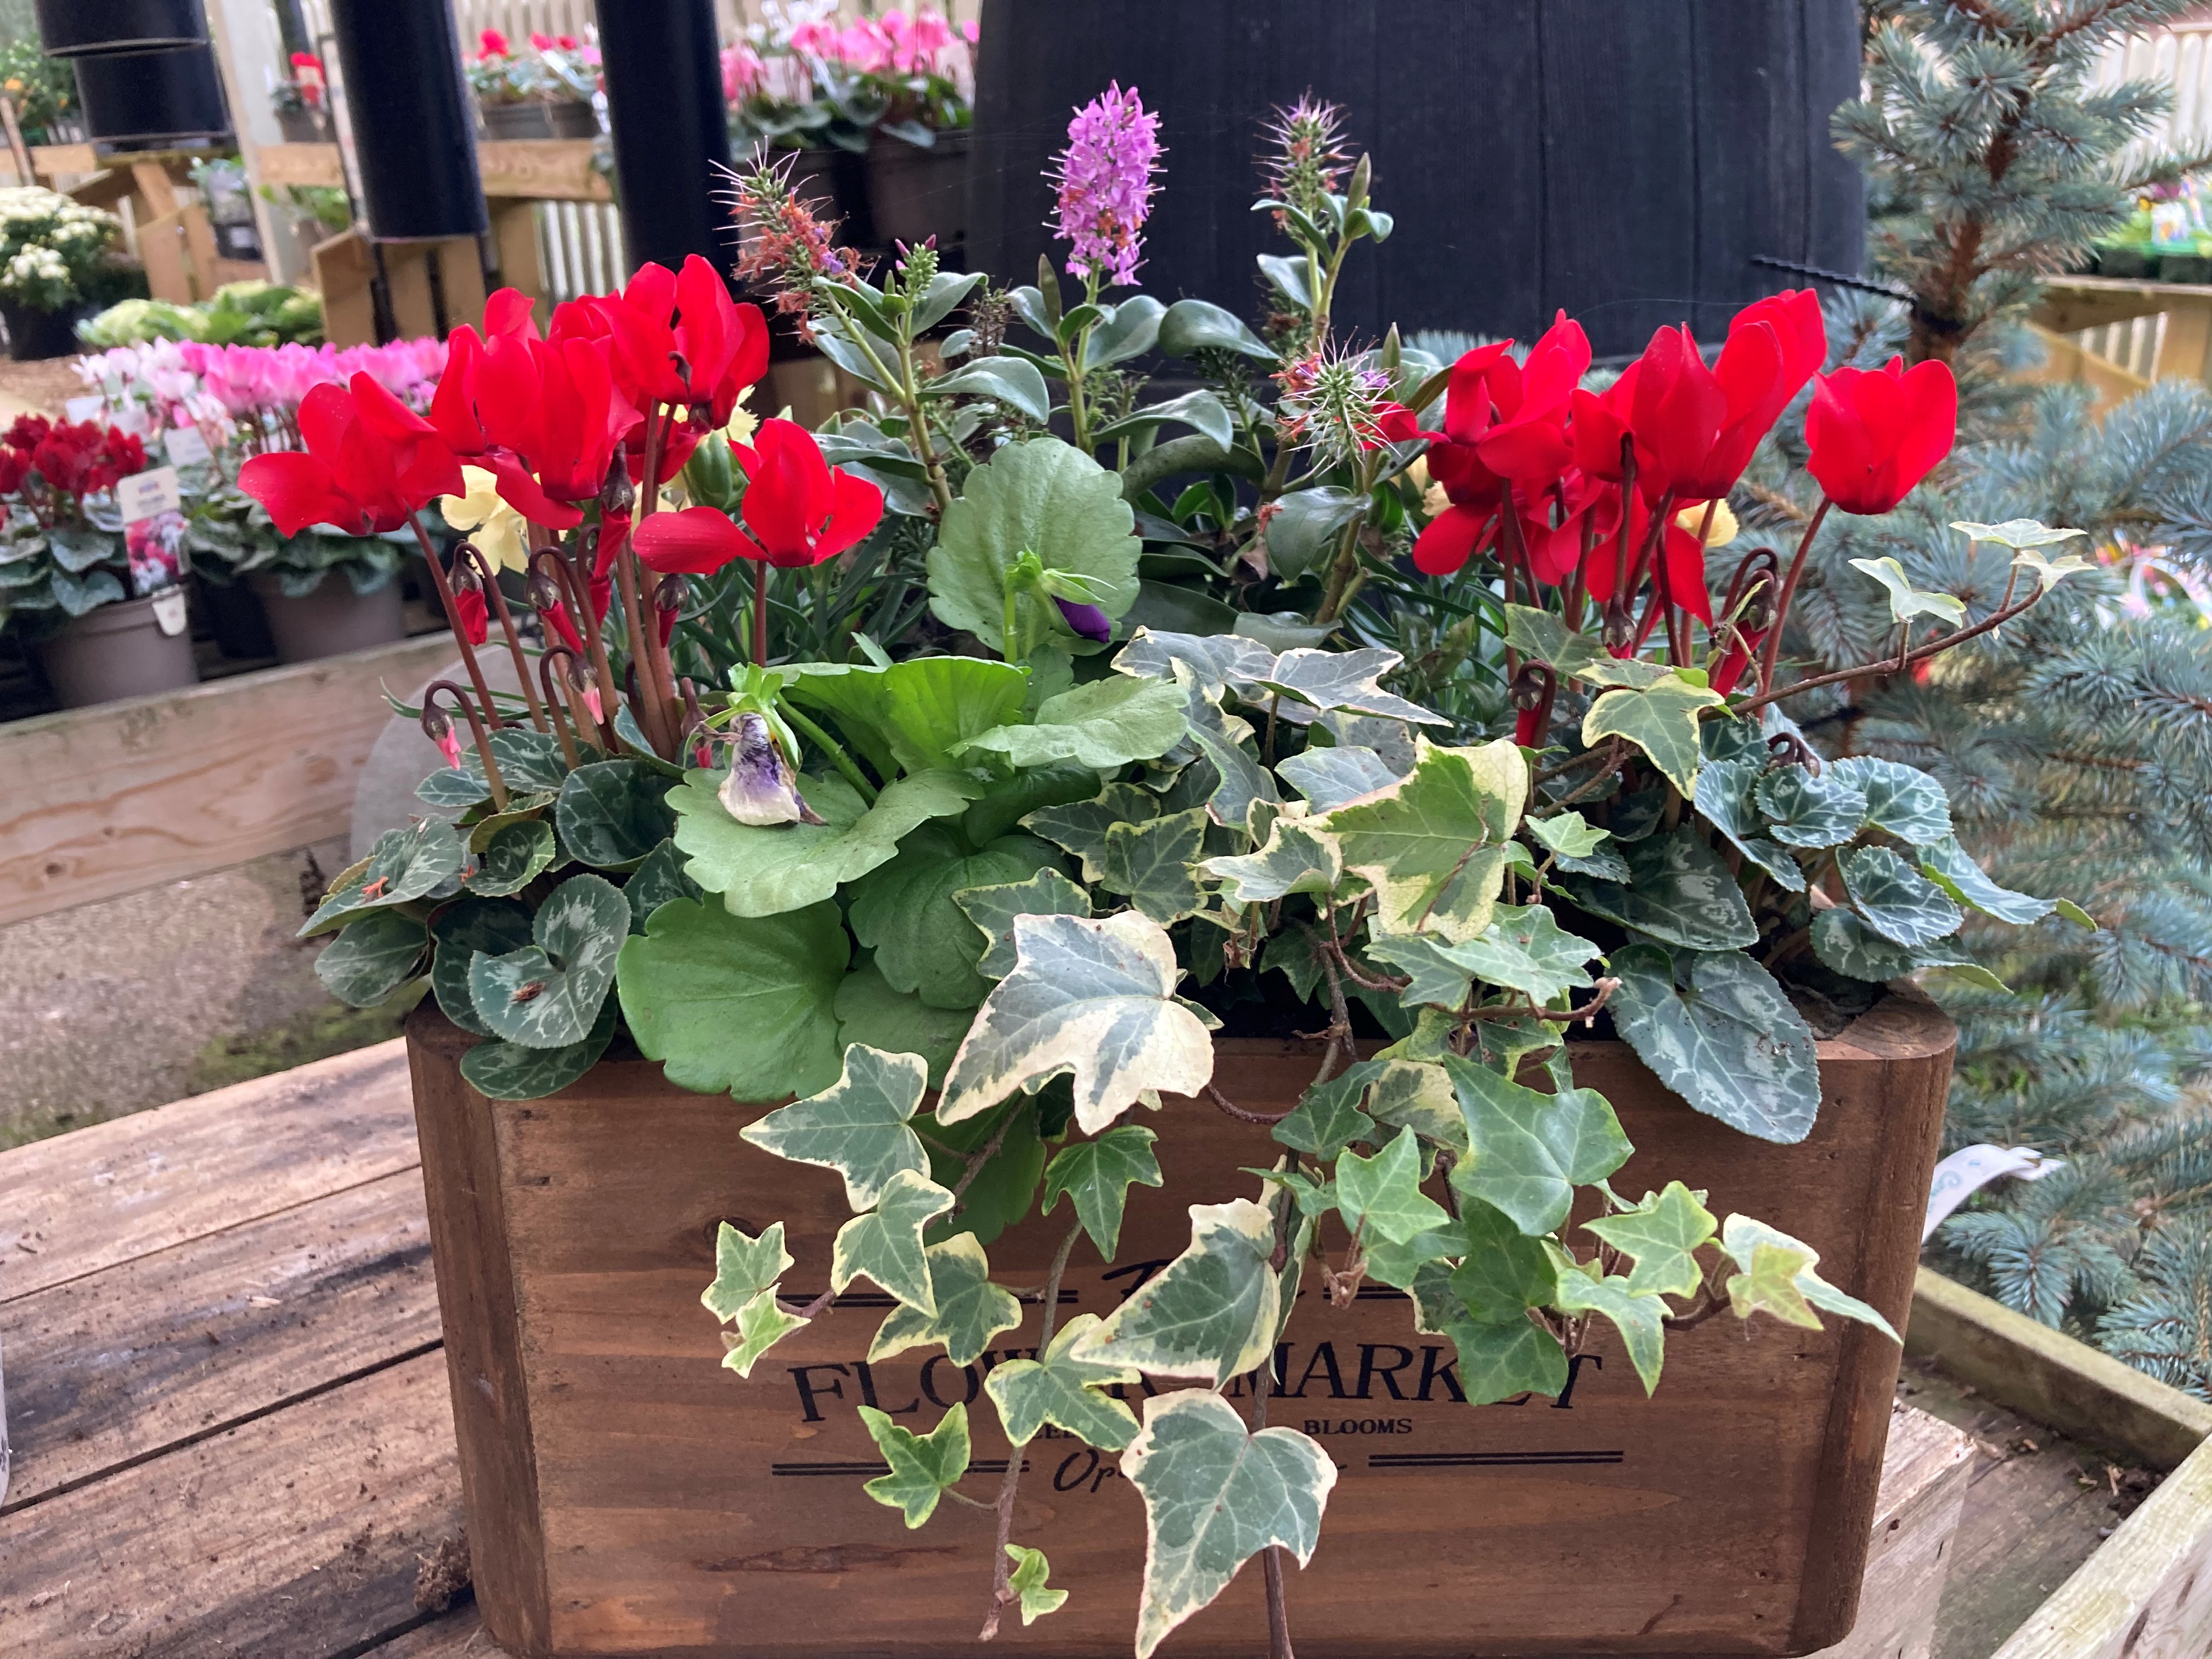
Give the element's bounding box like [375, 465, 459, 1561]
[1050, 82, 1163, 289]
[1054, 596, 1114, 642]
[718, 712, 827, 827]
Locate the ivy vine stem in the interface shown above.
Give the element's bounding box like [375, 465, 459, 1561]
[978, 1220, 1084, 1642]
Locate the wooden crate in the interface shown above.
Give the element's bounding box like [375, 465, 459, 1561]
[404, 992, 1955, 1658]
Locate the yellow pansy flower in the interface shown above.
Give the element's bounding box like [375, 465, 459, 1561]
[439, 466, 531, 572]
[1675, 499, 1739, 548]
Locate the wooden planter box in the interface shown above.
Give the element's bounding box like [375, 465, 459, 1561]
[404, 991, 1955, 1659]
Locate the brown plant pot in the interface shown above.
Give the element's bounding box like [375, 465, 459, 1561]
[248, 571, 405, 663]
[32, 590, 199, 708]
[864, 128, 969, 252]
[404, 991, 1954, 1659]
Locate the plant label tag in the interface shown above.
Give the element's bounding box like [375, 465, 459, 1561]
[150, 588, 188, 636]
[64, 395, 104, 424]
[116, 466, 183, 524]
[163, 426, 212, 467]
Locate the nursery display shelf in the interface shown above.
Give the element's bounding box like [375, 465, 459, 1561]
[0, 1042, 2208, 1659]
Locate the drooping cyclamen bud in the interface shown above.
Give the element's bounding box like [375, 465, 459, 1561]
[567, 657, 604, 726]
[1510, 662, 1548, 711]
[422, 704, 463, 770]
[1601, 599, 1635, 656]
[529, 569, 586, 655]
[450, 562, 488, 647]
[1053, 596, 1113, 642]
[599, 456, 635, 517]
[655, 573, 686, 650]
[1740, 582, 1776, 635]
[719, 711, 827, 826]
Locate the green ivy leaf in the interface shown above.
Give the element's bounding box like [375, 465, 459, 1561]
[1558, 828, 1758, 951]
[1583, 1182, 1718, 1299]
[740, 1043, 932, 1210]
[1444, 1055, 1630, 1235]
[985, 1313, 1143, 1448]
[1449, 1200, 1562, 1323]
[430, 896, 532, 1035]
[1581, 675, 1724, 797]
[1826, 756, 1953, 844]
[1041, 1125, 1163, 1259]
[1271, 1062, 1380, 1158]
[1121, 1392, 1336, 1659]
[1690, 756, 1806, 891]
[465, 818, 555, 897]
[1369, 903, 1598, 1008]
[314, 911, 427, 1007]
[1754, 764, 1868, 849]
[868, 1233, 1024, 1365]
[1917, 836, 2055, 925]
[957, 674, 1189, 770]
[617, 897, 848, 1101]
[849, 826, 1061, 1009]
[300, 819, 465, 935]
[938, 912, 1215, 1136]
[670, 767, 979, 917]
[1548, 1254, 1667, 1393]
[1502, 605, 1675, 690]
[623, 837, 703, 932]
[1073, 1198, 1279, 1384]
[1526, 811, 1610, 860]
[858, 1402, 972, 1527]
[1606, 944, 1821, 1143]
[833, 1169, 958, 1311]
[1275, 743, 1400, 811]
[1726, 1240, 1821, 1328]
[1719, 1213, 1897, 1339]
[1452, 1318, 1571, 1404]
[467, 873, 629, 1048]
[954, 868, 1093, 979]
[1203, 817, 1341, 905]
[1842, 845, 1964, 948]
[1321, 735, 1526, 943]
[459, 996, 617, 1101]
[1098, 807, 1210, 923]
[1002, 1545, 1068, 1626]
[1849, 555, 1966, 625]
[1250, 647, 1448, 727]
[1022, 783, 1159, 883]
[1336, 1126, 1451, 1246]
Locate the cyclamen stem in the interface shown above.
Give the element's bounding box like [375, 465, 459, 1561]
[753, 560, 770, 667]
[459, 541, 549, 733]
[1756, 497, 1834, 693]
[535, 646, 582, 767]
[623, 404, 684, 758]
[1734, 585, 2045, 716]
[409, 514, 505, 729]
[422, 679, 507, 811]
[978, 1221, 1084, 1642]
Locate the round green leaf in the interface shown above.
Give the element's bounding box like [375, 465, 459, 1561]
[848, 827, 1061, 1010]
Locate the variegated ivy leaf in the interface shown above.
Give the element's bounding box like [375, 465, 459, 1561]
[1811, 906, 2008, 990]
[858, 1402, 971, 1527]
[1336, 1126, 1451, 1246]
[1727, 1240, 1821, 1328]
[1073, 1199, 1279, 1384]
[1581, 675, 1724, 798]
[467, 873, 629, 1048]
[1557, 828, 1758, 951]
[848, 826, 1063, 1009]
[1951, 517, 2087, 552]
[954, 868, 1093, 978]
[1275, 743, 1401, 811]
[670, 767, 980, 917]
[832, 1168, 957, 1311]
[1720, 1213, 1898, 1339]
[1548, 1249, 1667, 1392]
[1173, 663, 1280, 829]
[1849, 555, 1967, 625]
[1503, 603, 1674, 691]
[2010, 546, 2093, 590]
[1827, 756, 1952, 844]
[300, 818, 466, 935]
[1321, 735, 1526, 943]
[1362, 1056, 1465, 1149]
[1443, 1055, 1630, 1235]
[1041, 1124, 1163, 1258]
[1583, 1182, 1718, 1299]
[1917, 836, 2054, 926]
[984, 1313, 1142, 1448]
[868, 1232, 1024, 1365]
[1525, 811, 1610, 860]
[1121, 1391, 1337, 1659]
[938, 912, 1216, 1135]
[1003, 1544, 1068, 1626]
[1113, 627, 1274, 699]
[1202, 816, 1341, 905]
[1251, 646, 1450, 726]
[1755, 763, 1867, 849]
[720, 1292, 811, 1378]
[739, 1043, 931, 1210]
[957, 673, 1190, 770]
[1099, 807, 1211, 923]
[1691, 755, 1806, 891]
[702, 1221, 807, 1378]
[1368, 904, 1599, 1008]
[1841, 845, 1964, 948]
[1023, 783, 1159, 883]
[1606, 944, 1821, 1144]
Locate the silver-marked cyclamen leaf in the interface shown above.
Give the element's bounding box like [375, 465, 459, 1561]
[556, 759, 677, 868]
[1842, 844, 1963, 948]
[985, 1313, 1142, 1449]
[1809, 906, 2005, 989]
[464, 817, 555, 896]
[740, 1044, 932, 1210]
[314, 911, 428, 1007]
[1755, 764, 1867, 849]
[1606, 944, 1821, 1143]
[467, 873, 629, 1048]
[1826, 756, 1953, 844]
[1121, 1391, 1336, 1659]
[1072, 1199, 1279, 1385]
[1917, 836, 2053, 926]
[459, 994, 618, 1101]
[1691, 755, 1805, 891]
[300, 818, 465, 935]
[955, 868, 1093, 979]
[1558, 827, 1757, 951]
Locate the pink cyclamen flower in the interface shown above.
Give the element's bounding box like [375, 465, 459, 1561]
[1050, 82, 1163, 289]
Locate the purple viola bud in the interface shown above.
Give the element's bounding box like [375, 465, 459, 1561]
[718, 711, 827, 827]
[1054, 596, 1113, 642]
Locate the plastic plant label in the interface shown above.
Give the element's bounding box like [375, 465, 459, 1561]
[116, 466, 183, 523]
[163, 425, 212, 467]
[150, 588, 188, 636]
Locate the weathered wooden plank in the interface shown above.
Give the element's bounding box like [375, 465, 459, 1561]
[1991, 1434, 2212, 1659]
[1, 1167, 439, 1509]
[366, 1609, 502, 1657]
[0, 634, 454, 928]
[1907, 1267, 2212, 1470]
[250, 140, 611, 202]
[0, 1039, 416, 1300]
[0, 1350, 462, 1659]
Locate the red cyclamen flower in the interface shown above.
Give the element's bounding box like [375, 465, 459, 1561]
[240, 374, 462, 535]
[633, 418, 884, 573]
[1804, 357, 1958, 516]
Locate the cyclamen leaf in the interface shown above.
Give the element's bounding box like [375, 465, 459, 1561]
[1755, 764, 1868, 849]
[1917, 836, 2055, 926]
[1850, 555, 1967, 624]
[467, 873, 629, 1048]
[1842, 845, 1964, 948]
[1336, 1126, 1451, 1245]
[868, 1232, 1024, 1365]
[1826, 756, 1953, 844]
[1321, 735, 1527, 943]
[1041, 1125, 1163, 1259]
[1443, 1056, 1630, 1235]
[938, 912, 1215, 1136]
[833, 1169, 958, 1312]
[1583, 1182, 1718, 1299]
[1202, 817, 1341, 905]
[1099, 808, 1211, 923]
[300, 818, 465, 935]
[1691, 755, 1806, 891]
[1275, 743, 1402, 811]
[430, 896, 535, 1027]
[1548, 1256, 1667, 1393]
[314, 911, 427, 1007]
[1251, 647, 1449, 726]
[985, 1314, 1142, 1449]
[623, 837, 702, 932]
[1581, 675, 1724, 798]
[486, 727, 574, 792]
[858, 1402, 972, 1527]
[1810, 906, 2005, 988]
[739, 1044, 931, 1210]
[464, 817, 555, 897]
[1122, 1392, 1336, 1659]
[1175, 664, 1280, 830]
[459, 996, 618, 1101]
[955, 868, 1093, 979]
[1558, 828, 1758, 951]
[1003, 1545, 1068, 1626]
[1719, 1213, 1898, 1340]
[1023, 783, 1160, 883]
[957, 674, 1189, 770]
[1606, 944, 1821, 1144]
[556, 759, 676, 868]
[1073, 1199, 1280, 1385]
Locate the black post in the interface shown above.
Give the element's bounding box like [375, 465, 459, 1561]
[595, 0, 733, 276]
[326, 0, 487, 241]
[271, 0, 313, 61]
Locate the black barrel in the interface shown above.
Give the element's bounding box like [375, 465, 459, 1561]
[328, 0, 487, 240]
[72, 43, 231, 147]
[595, 0, 735, 275]
[968, 0, 1864, 357]
[33, 0, 204, 55]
